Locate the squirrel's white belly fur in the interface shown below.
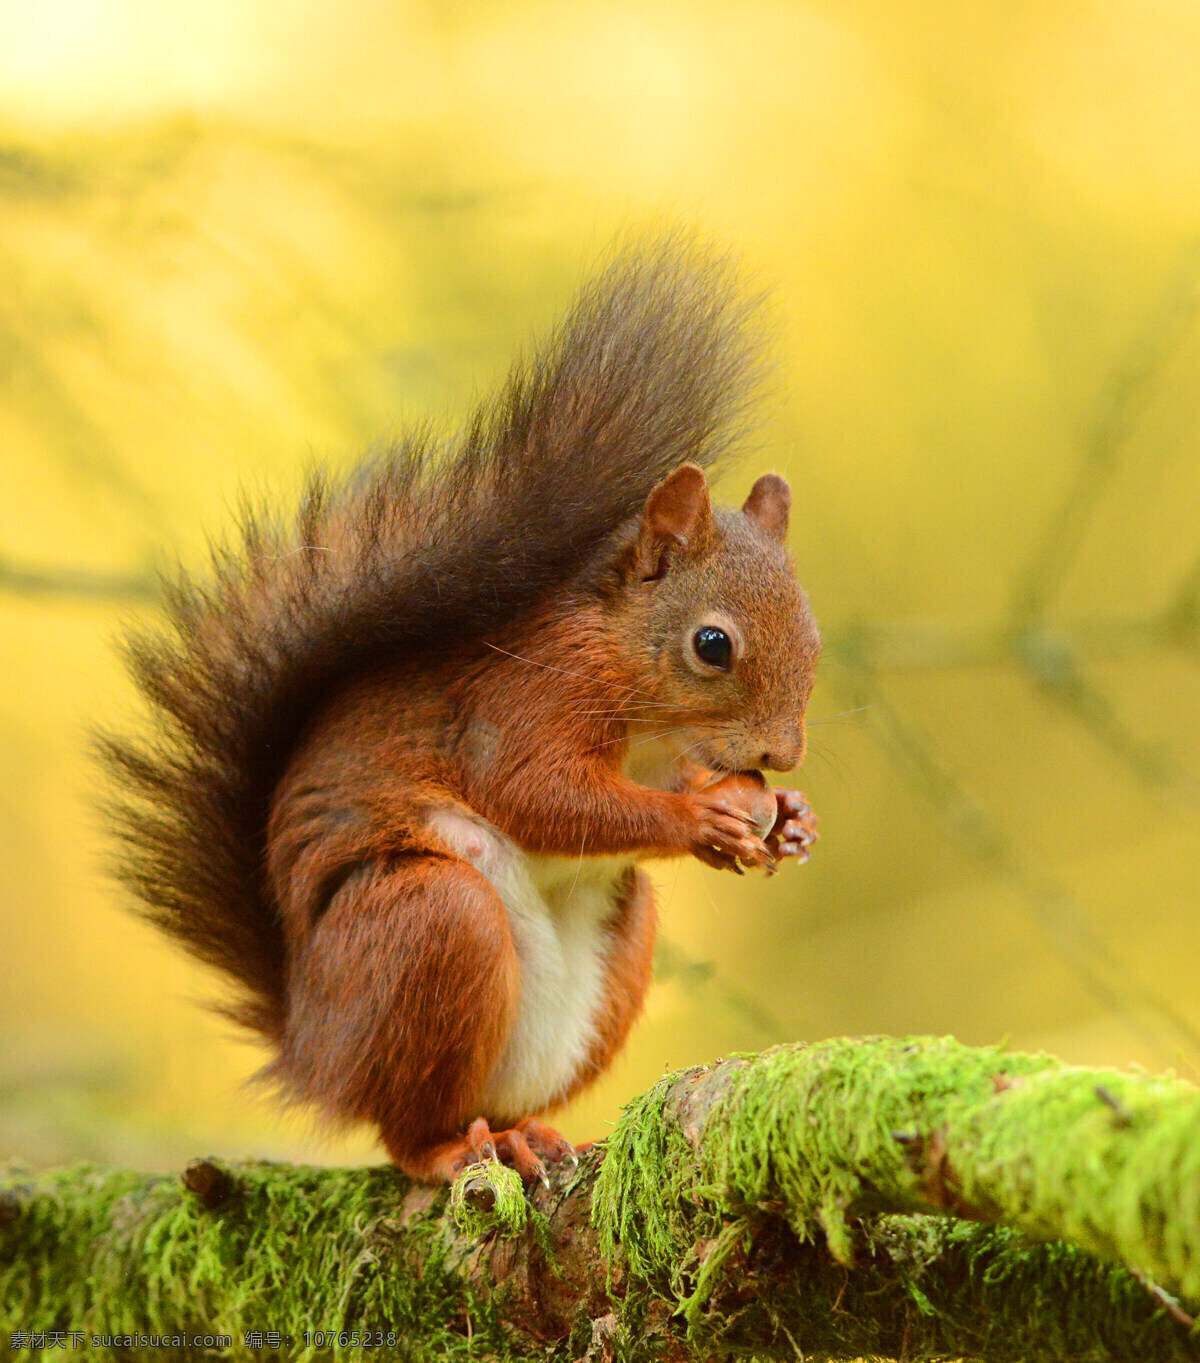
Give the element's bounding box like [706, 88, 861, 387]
[426, 737, 683, 1119]
[481, 848, 629, 1118]
[425, 807, 629, 1118]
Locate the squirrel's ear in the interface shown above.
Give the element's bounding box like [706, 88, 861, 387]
[633, 463, 713, 581]
[742, 473, 790, 542]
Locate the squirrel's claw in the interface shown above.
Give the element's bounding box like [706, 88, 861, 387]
[765, 788, 818, 867]
[515, 1116, 577, 1170]
[688, 793, 774, 872]
[443, 1116, 577, 1186]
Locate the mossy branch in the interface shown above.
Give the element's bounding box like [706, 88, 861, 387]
[3, 1036, 1200, 1361]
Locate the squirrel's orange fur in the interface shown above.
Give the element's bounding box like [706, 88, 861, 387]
[100, 240, 820, 1183]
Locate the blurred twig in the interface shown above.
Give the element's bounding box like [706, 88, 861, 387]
[1016, 629, 1200, 806]
[1009, 236, 1200, 632]
[833, 634, 1200, 1065]
[0, 552, 156, 603]
[655, 937, 785, 1041]
[980, 236, 1200, 803]
[0, 320, 163, 528]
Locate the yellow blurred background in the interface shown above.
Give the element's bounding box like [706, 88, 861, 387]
[5, 0, 1200, 1172]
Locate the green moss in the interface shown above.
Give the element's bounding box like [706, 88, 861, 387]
[739, 1215, 1200, 1362]
[593, 1036, 1200, 1355]
[592, 1064, 696, 1289]
[449, 1161, 528, 1239]
[8, 1037, 1200, 1360]
[0, 1159, 538, 1362]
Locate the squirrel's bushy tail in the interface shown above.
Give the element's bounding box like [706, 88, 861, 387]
[97, 236, 765, 1041]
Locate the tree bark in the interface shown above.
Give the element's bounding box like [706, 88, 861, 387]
[2, 1036, 1199, 1360]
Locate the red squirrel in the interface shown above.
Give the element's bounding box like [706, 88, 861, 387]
[100, 241, 820, 1184]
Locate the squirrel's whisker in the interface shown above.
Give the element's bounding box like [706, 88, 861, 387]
[621, 725, 701, 752]
[569, 712, 685, 727]
[806, 706, 869, 726]
[482, 641, 663, 702]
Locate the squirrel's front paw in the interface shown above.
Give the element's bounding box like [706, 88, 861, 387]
[765, 788, 818, 866]
[686, 787, 774, 874]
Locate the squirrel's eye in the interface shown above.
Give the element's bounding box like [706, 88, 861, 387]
[693, 626, 733, 670]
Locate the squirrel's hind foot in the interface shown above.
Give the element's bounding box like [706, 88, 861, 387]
[417, 1115, 577, 1186]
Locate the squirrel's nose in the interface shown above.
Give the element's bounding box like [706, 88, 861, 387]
[758, 726, 806, 772]
[760, 750, 794, 772]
